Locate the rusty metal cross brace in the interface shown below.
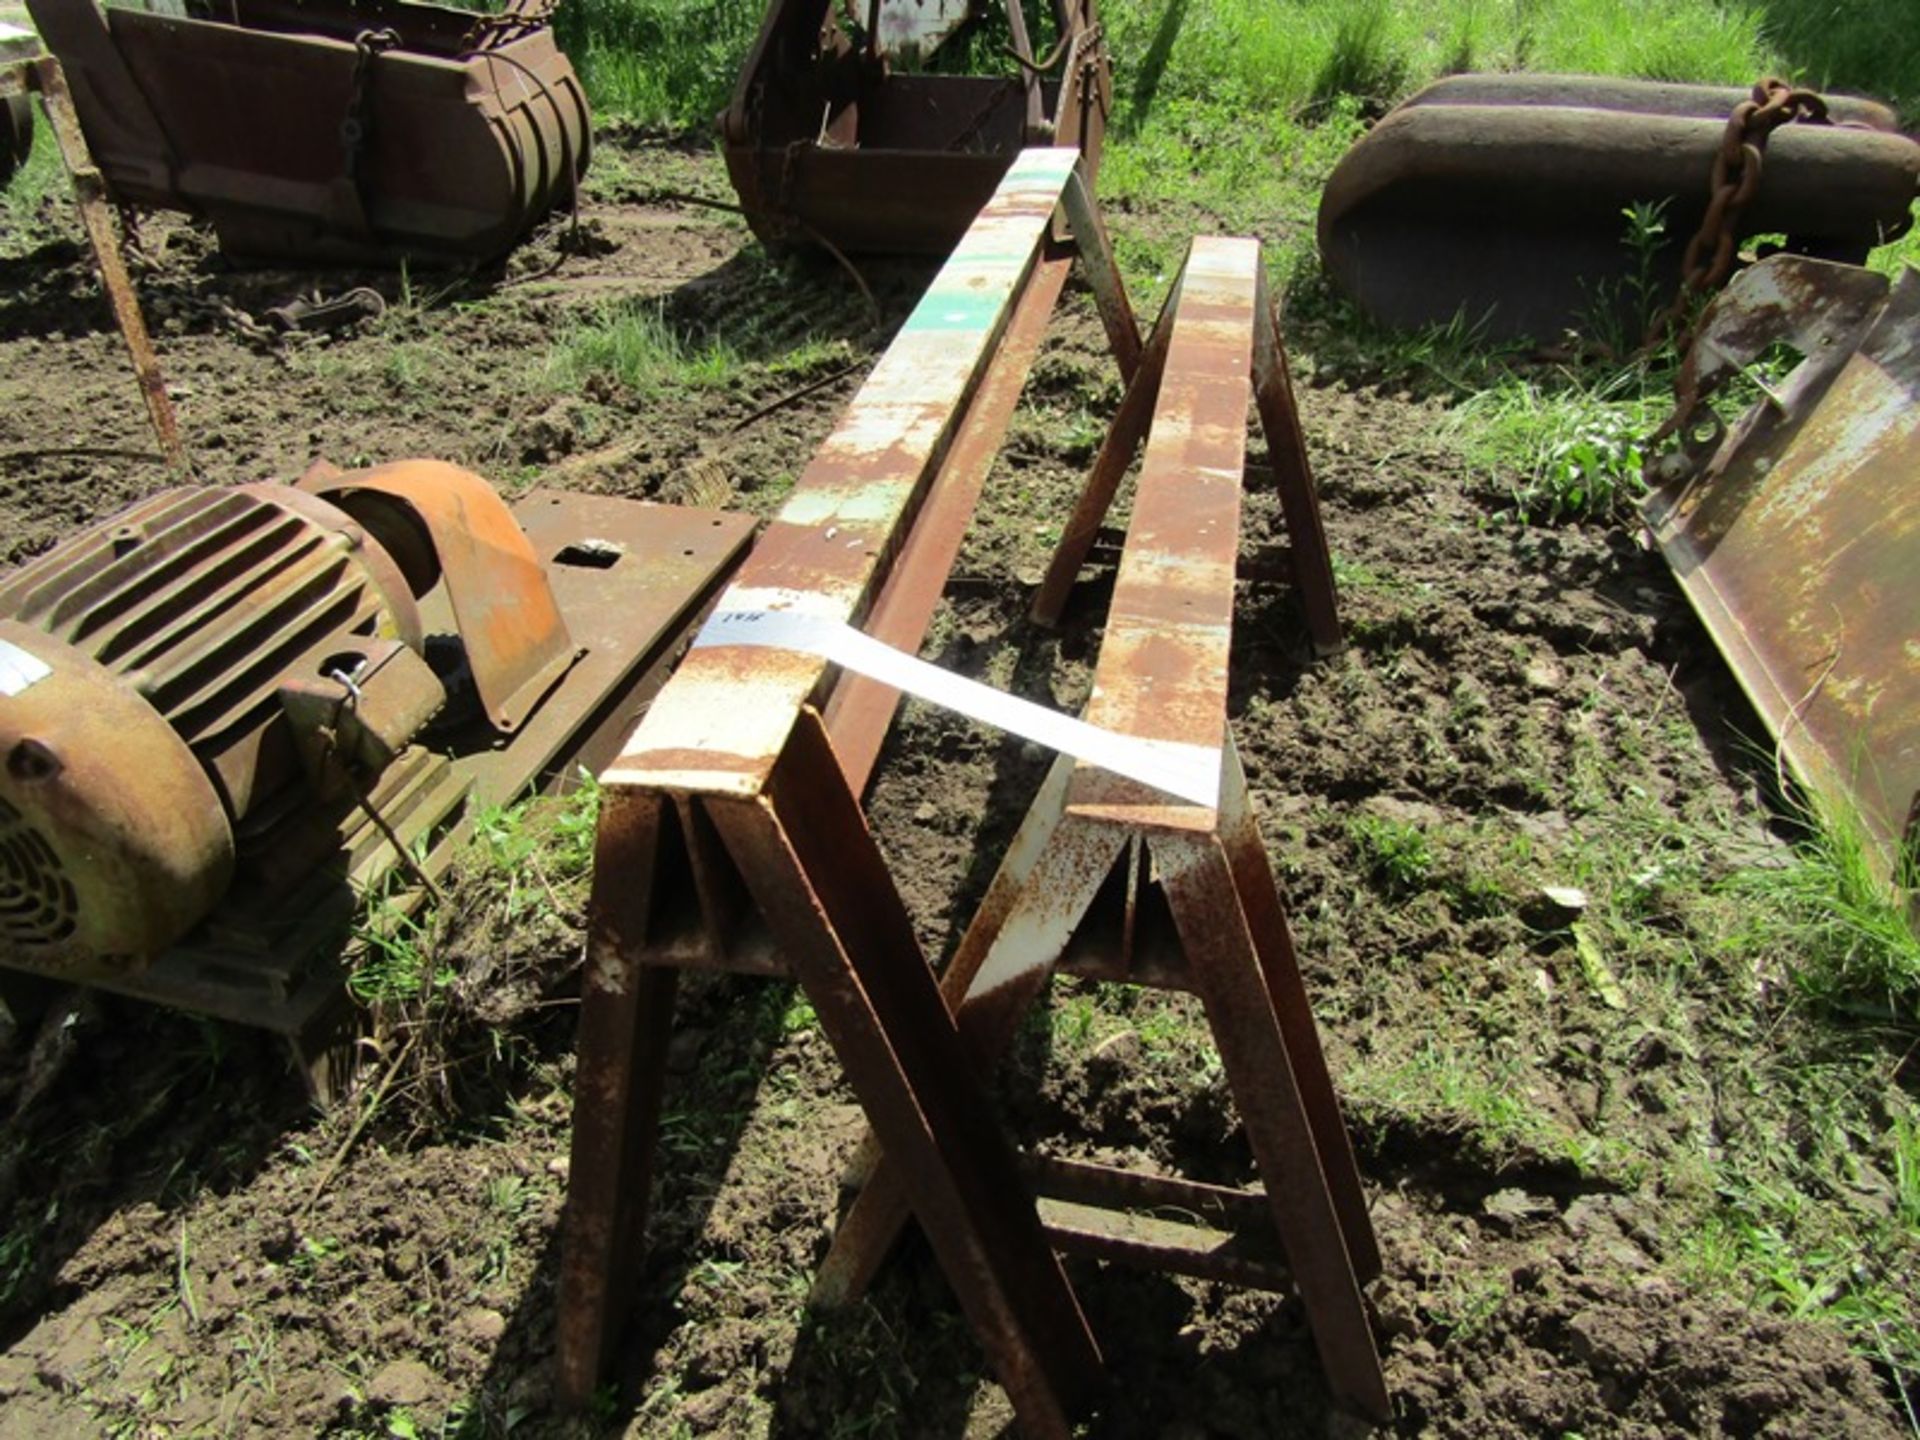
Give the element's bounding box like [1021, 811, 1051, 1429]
[812, 237, 1390, 1422]
[555, 148, 1142, 1434]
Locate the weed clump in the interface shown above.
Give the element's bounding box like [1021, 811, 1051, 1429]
[1728, 798, 1920, 1026]
[346, 777, 602, 1126]
[545, 300, 739, 396]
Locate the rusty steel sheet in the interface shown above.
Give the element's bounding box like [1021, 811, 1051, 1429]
[811, 238, 1388, 1422]
[721, 0, 1108, 256]
[1318, 73, 1920, 341]
[1644, 253, 1920, 877]
[557, 148, 1142, 1437]
[27, 0, 589, 264]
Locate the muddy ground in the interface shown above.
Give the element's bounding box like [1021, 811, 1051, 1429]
[0, 132, 1914, 1439]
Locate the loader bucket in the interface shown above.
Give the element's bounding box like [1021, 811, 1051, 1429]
[1318, 74, 1920, 341]
[1644, 254, 1920, 878]
[721, 0, 1109, 257]
[25, 0, 590, 265]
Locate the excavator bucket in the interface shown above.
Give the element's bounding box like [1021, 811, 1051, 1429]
[721, 0, 1109, 256]
[1318, 74, 1920, 341]
[1644, 254, 1920, 878]
[24, 0, 589, 264]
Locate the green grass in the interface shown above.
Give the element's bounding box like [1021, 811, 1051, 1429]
[1756, 0, 1920, 114]
[1348, 811, 1436, 894]
[1, 135, 66, 258]
[556, 0, 762, 126]
[347, 779, 601, 1010]
[543, 299, 740, 395]
[1727, 795, 1920, 1024]
[1105, 0, 1774, 125]
[1451, 367, 1665, 524]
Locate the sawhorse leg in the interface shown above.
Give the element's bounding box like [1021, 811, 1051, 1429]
[558, 715, 1106, 1436]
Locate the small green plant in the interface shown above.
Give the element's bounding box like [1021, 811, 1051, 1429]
[348, 895, 443, 1007]
[1621, 198, 1671, 338]
[471, 772, 601, 893]
[1453, 370, 1660, 525]
[1349, 812, 1435, 894]
[1573, 198, 1675, 357]
[1524, 410, 1646, 523]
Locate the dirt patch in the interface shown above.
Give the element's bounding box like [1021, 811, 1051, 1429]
[0, 132, 1913, 1439]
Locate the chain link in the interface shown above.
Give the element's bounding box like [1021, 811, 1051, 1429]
[340, 27, 402, 179]
[1644, 77, 1832, 445]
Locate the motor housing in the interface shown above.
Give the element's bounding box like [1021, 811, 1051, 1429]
[0, 473, 517, 970]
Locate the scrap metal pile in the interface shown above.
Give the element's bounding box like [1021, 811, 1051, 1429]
[1319, 70, 1920, 880]
[3, 12, 1919, 1433]
[1319, 73, 1920, 341]
[722, 0, 1109, 255]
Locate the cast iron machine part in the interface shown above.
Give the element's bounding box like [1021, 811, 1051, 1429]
[0, 461, 754, 1091]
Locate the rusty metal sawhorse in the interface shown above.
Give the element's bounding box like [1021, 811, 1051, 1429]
[811, 236, 1391, 1422]
[554, 146, 1143, 1435]
[0, 32, 185, 469]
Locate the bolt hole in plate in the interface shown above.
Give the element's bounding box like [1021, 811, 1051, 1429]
[553, 540, 624, 570]
[320, 649, 370, 680]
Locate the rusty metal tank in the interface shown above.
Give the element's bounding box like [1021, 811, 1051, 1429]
[1317, 74, 1920, 341]
[722, 0, 1109, 256]
[24, 0, 590, 264]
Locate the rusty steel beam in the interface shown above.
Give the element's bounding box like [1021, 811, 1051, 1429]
[821, 250, 1073, 794]
[811, 237, 1386, 1421]
[557, 148, 1133, 1436]
[1030, 269, 1181, 627]
[1645, 254, 1920, 881]
[599, 147, 1081, 803]
[1252, 269, 1343, 657]
[1030, 240, 1341, 654]
[713, 712, 1106, 1433]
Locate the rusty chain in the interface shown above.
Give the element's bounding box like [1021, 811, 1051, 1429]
[340, 27, 401, 181]
[1644, 76, 1832, 444]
